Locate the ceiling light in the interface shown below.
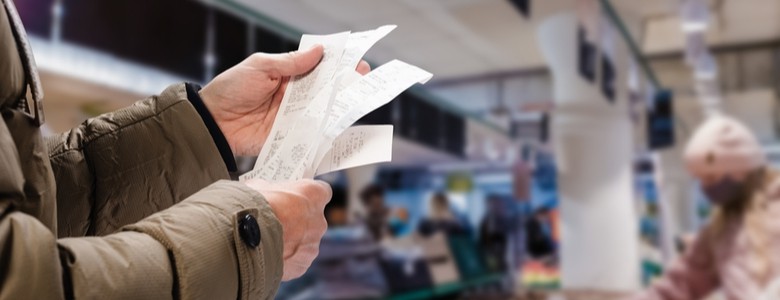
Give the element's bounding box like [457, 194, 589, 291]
[679, 0, 710, 33]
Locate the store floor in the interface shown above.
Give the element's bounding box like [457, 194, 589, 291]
[504, 289, 726, 300]
[510, 290, 631, 300]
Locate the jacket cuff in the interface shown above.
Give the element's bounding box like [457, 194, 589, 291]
[185, 83, 237, 172]
[123, 180, 283, 300]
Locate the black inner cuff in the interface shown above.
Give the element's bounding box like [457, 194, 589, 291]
[185, 83, 237, 173]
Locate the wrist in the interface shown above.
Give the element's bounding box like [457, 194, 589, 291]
[185, 83, 238, 172]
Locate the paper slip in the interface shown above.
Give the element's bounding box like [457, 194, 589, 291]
[252, 31, 348, 171]
[240, 26, 433, 182]
[315, 125, 394, 176]
[249, 74, 343, 181]
[255, 124, 393, 182]
[307, 60, 432, 176]
[241, 60, 431, 181]
[253, 26, 395, 171]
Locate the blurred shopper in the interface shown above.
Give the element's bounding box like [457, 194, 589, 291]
[360, 184, 392, 241]
[324, 185, 349, 226]
[0, 1, 369, 298]
[634, 115, 780, 300]
[418, 192, 470, 237]
[480, 195, 511, 272]
[526, 207, 555, 260]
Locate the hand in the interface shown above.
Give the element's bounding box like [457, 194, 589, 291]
[243, 179, 332, 281]
[200, 46, 371, 156]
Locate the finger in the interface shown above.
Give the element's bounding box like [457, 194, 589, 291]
[356, 60, 371, 75]
[298, 242, 321, 258]
[282, 264, 308, 281]
[254, 44, 324, 76]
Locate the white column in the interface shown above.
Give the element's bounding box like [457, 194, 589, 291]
[536, 13, 640, 291]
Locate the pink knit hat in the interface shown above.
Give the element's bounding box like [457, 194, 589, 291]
[684, 115, 766, 181]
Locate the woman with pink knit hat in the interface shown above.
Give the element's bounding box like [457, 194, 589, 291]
[634, 114, 780, 300]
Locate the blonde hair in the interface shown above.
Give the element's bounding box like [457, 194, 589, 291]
[707, 167, 777, 286]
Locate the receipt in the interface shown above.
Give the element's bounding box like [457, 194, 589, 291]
[326, 60, 432, 135]
[253, 31, 349, 170]
[241, 26, 433, 182]
[316, 125, 394, 176]
[309, 59, 433, 170]
[251, 75, 343, 181]
[338, 25, 396, 71]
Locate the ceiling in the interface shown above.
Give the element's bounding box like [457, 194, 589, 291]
[643, 0, 780, 54]
[234, 0, 780, 80]
[229, 0, 780, 138]
[235, 0, 541, 80]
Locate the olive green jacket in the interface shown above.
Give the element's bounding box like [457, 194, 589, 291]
[0, 1, 283, 299]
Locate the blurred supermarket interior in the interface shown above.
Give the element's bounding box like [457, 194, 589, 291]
[15, 0, 780, 299]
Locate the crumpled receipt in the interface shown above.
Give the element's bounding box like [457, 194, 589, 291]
[240, 25, 433, 181]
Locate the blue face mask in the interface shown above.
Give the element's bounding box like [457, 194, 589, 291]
[702, 176, 748, 206]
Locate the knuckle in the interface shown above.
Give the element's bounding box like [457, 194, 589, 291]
[298, 180, 331, 203]
[316, 225, 326, 237]
[249, 53, 267, 64]
[319, 218, 328, 234]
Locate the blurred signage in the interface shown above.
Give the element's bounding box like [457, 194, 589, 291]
[647, 90, 675, 150]
[446, 172, 473, 193]
[577, 25, 597, 84]
[508, 0, 530, 18]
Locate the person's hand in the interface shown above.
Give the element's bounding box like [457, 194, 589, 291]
[200, 46, 371, 156]
[243, 179, 332, 281]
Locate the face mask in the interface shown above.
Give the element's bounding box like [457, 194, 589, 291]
[702, 176, 748, 206]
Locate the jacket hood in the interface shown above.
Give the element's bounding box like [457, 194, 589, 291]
[0, 0, 26, 107]
[0, 0, 45, 125]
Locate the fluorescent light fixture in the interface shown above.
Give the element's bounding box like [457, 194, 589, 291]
[28, 35, 194, 96]
[681, 21, 708, 33]
[679, 0, 710, 33]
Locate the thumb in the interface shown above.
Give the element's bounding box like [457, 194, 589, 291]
[261, 45, 324, 76]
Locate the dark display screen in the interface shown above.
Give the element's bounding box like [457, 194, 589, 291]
[62, 0, 209, 79]
[647, 90, 675, 150]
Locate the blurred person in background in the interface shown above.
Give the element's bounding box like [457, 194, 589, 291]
[324, 185, 349, 226]
[526, 206, 556, 260]
[0, 1, 370, 298]
[634, 115, 780, 300]
[360, 184, 392, 241]
[417, 192, 470, 237]
[480, 194, 511, 273]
